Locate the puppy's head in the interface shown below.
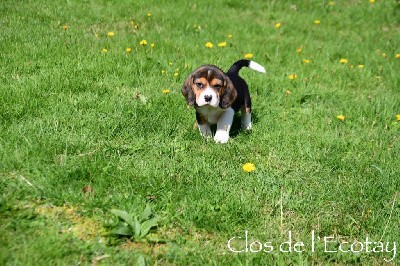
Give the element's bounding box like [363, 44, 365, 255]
[182, 65, 236, 109]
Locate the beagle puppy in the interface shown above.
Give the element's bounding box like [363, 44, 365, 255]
[182, 59, 265, 143]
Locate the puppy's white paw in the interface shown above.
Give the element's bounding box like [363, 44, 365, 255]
[242, 122, 252, 131]
[214, 130, 230, 144]
[199, 124, 212, 138]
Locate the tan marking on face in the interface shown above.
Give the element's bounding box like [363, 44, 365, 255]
[192, 77, 224, 102]
[210, 78, 223, 87]
[210, 78, 224, 97]
[192, 77, 207, 103]
[195, 77, 207, 85]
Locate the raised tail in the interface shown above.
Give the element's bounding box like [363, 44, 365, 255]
[227, 59, 266, 76]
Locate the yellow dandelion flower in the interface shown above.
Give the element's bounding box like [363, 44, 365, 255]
[395, 54, 400, 59]
[328, 1, 335, 6]
[150, 43, 155, 48]
[242, 163, 256, 173]
[125, 48, 132, 53]
[296, 47, 303, 53]
[339, 58, 348, 64]
[314, 19, 321, 25]
[147, 12, 152, 17]
[101, 48, 108, 53]
[369, 0, 375, 4]
[139, 40, 147, 45]
[285, 90, 292, 96]
[62, 25, 68, 30]
[396, 114, 400, 122]
[168, 62, 173, 66]
[107, 31, 115, 37]
[303, 59, 311, 63]
[205, 42, 214, 48]
[382, 53, 387, 58]
[337, 115, 346, 122]
[161, 70, 166, 75]
[275, 23, 281, 29]
[358, 64, 364, 69]
[162, 89, 170, 94]
[173, 72, 179, 77]
[244, 53, 253, 59]
[228, 34, 233, 38]
[218, 41, 227, 47]
[288, 74, 297, 80]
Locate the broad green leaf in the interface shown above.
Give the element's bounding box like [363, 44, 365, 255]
[139, 217, 158, 238]
[111, 225, 132, 236]
[134, 216, 141, 239]
[139, 203, 153, 221]
[110, 209, 135, 229]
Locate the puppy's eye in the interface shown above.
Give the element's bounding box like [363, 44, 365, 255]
[196, 83, 203, 89]
[214, 84, 222, 89]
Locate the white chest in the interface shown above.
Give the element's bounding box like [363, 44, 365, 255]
[197, 106, 225, 125]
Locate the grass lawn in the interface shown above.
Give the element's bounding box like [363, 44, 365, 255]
[1, 0, 400, 264]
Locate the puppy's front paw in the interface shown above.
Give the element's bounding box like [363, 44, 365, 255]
[198, 124, 212, 138]
[214, 130, 230, 144]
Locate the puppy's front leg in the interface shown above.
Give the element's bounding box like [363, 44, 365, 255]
[196, 111, 212, 139]
[214, 108, 235, 144]
[198, 123, 212, 138]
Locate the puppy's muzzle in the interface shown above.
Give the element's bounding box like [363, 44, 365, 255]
[204, 95, 213, 103]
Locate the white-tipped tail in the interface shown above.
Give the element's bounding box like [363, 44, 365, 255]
[249, 61, 266, 73]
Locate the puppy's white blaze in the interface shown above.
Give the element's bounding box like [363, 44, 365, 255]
[197, 86, 219, 107]
[214, 107, 235, 143]
[249, 61, 266, 73]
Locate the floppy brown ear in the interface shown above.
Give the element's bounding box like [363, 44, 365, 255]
[219, 76, 237, 109]
[182, 75, 195, 106]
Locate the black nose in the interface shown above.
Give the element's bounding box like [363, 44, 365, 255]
[204, 95, 212, 102]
